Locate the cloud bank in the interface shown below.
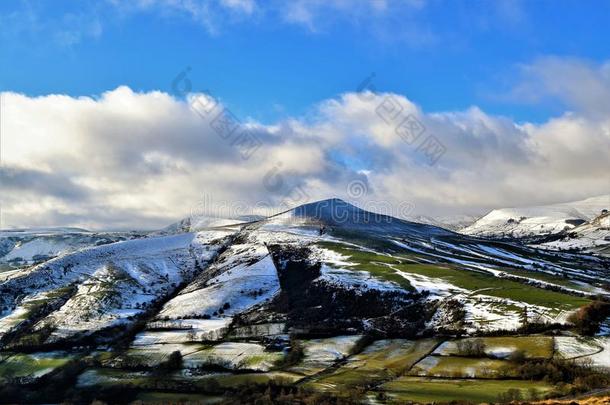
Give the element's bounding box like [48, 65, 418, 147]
[2, 58, 609, 230]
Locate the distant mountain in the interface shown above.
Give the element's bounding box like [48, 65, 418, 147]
[461, 195, 609, 243]
[0, 227, 90, 235]
[0, 228, 146, 272]
[407, 213, 479, 231]
[160, 213, 265, 234]
[538, 211, 610, 255]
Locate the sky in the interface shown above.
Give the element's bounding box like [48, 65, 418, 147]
[1, 0, 609, 230]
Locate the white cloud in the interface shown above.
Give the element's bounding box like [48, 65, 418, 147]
[510, 57, 610, 118]
[0, 1, 103, 47]
[2, 69, 609, 230]
[1, 0, 539, 52]
[220, 0, 256, 15]
[109, 0, 258, 34]
[276, 0, 432, 47]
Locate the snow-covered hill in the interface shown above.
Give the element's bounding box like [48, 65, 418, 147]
[161, 215, 247, 234]
[0, 232, 227, 343]
[538, 211, 610, 254]
[407, 214, 479, 231]
[461, 195, 610, 243]
[0, 229, 145, 272]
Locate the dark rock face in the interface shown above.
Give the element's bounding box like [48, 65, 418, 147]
[266, 244, 430, 338]
[565, 219, 587, 226]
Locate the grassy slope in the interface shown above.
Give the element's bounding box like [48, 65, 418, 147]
[480, 336, 554, 359]
[305, 338, 440, 391]
[320, 241, 589, 311]
[378, 377, 555, 403]
[499, 267, 596, 292]
[318, 241, 414, 291]
[436, 336, 554, 359]
[409, 355, 518, 379]
[0, 353, 70, 380]
[393, 262, 589, 310]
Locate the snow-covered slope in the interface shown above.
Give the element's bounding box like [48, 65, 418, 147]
[0, 228, 143, 271]
[0, 230, 233, 344]
[407, 214, 478, 231]
[538, 212, 610, 254]
[161, 214, 248, 234]
[461, 195, 610, 242]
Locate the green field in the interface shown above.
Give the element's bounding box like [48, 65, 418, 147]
[499, 267, 594, 292]
[77, 368, 301, 391]
[305, 339, 440, 391]
[184, 342, 284, 372]
[481, 336, 554, 359]
[134, 391, 224, 404]
[393, 262, 590, 310]
[288, 336, 362, 376]
[317, 241, 414, 291]
[318, 241, 589, 311]
[0, 352, 71, 380]
[115, 343, 207, 369]
[200, 371, 302, 388]
[4, 336, 568, 404]
[435, 336, 554, 359]
[77, 368, 161, 389]
[377, 377, 555, 403]
[409, 355, 517, 379]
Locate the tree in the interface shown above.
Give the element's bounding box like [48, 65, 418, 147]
[569, 301, 610, 336]
[457, 338, 486, 357]
[520, 306, 529, 327]
[160, 351, 182, 372]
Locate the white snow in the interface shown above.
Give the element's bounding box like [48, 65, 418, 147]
[462, 195, 610, 243]
[555, 336, 610, 369]
[555, 336, 601, 359]
[318, 264, 403, 292]
[182, 341, 282, 371]
[394, 268, 460, 298]
[159, 254, 280, 319]
[585, 337, 610, 369]
[0, 231, 234, 343]
[289, 335, 362, 375]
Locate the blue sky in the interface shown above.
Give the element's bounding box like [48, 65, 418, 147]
[2, 0, 610, 124]
[2, 0, 610, 229]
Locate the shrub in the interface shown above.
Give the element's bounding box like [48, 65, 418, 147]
[218, 381, 364, 404]
[568, 301, 610, 336]
[158, 350, 182, 372]
[515, 357, 610, 393]
[509, 349, 526, 363]
[497, 388, 522, 402]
